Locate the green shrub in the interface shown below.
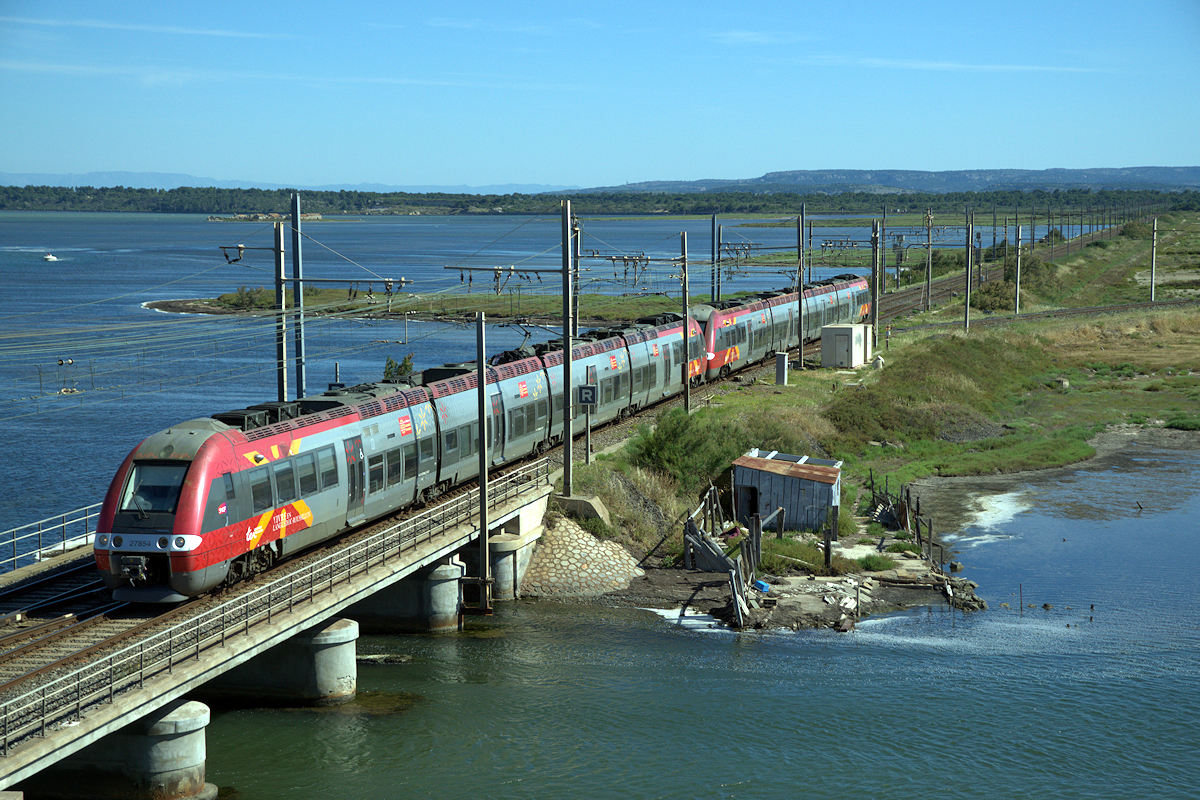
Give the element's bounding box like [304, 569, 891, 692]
[971, 280, 1015, 312]
[857, 554, 897, 572]
[1166, 414, 1200, 431]
[886, 542, 920, 555]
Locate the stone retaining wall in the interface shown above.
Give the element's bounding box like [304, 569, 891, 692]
[520, 518, 644, 597]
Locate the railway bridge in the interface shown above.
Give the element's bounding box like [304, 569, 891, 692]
[0, 461, 551, 798]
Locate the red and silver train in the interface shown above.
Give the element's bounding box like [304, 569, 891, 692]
[95, 276, 869, 601]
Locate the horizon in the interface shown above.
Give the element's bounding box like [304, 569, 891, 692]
[2, 1, 1198, 188]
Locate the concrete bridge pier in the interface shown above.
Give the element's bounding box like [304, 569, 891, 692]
[461, 496, 546, 600]
[199, 617, 359, 707]
[350, 556, 465, 633]
[17, 699, 216, 800]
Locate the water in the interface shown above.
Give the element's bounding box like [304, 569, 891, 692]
[0, 211, 855, 526]
[204, 443, 1199, 799]
[2, 213, 1180, 798]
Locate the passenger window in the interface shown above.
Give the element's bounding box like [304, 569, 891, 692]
[387, 448, 403, 486]
[445, 428, 458, 453]
[318, 447, 338, 489]
[419, 437, 435, 463]
[368, 454, 385, 493]
[403, 444, 418, 478]
[296, 454, 317, 496]
[249, 467, 273, 513]
[274, 461, 297, 504]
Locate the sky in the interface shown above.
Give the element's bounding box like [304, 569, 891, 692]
[1, 0, 1198, 189]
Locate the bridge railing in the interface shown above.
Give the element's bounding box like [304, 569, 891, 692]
[0, 504, 102, 575]
[0, 459, 549, 762]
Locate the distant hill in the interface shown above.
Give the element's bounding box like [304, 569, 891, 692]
[0, 171, 577, 195]
[586, 167, 1200, 194]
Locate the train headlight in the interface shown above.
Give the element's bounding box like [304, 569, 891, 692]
[95, 534, 110, 549]
[112, 535, 123, 548]
[157, 537, 169, 550]
[169, 535, 202, 552]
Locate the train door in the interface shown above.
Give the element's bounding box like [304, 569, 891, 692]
[343, 435, 366, 524]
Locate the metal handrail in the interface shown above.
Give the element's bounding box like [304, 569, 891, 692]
[0, 504, 102, 575]
[0, 460, 548, 760]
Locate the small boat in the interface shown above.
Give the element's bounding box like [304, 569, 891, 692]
[43, 253, 59, 262]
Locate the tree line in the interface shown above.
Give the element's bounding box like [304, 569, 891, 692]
[0, 184, 1193, 216]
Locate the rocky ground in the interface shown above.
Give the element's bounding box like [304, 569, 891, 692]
[523, 514, 984, 633]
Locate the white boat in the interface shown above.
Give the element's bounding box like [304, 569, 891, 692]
[43, 252, 59, 262]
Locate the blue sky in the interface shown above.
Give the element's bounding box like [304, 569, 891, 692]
[1, 0, 1197, 188]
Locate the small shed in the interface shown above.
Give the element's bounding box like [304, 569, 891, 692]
[821, 323, 872, 368]
[731, 449, 843, 531]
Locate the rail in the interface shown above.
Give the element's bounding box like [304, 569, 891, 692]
[0, 505, 101, 576]
[0, 459, 548, 759]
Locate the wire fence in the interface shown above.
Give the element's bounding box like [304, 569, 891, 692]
[0, 504, 102, 575]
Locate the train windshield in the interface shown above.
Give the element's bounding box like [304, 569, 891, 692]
[120, 462, 189, 514]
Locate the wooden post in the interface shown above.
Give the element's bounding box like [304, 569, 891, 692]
[824, 507, 835, 570]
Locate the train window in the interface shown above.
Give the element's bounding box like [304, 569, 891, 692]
[249, 467, 272, 513]
[509, 408, 525, 438]
[403, 444, 418, 478]
[386, 448, 403, 486]
[459, 423, 476, 458]
[368, 454, 385, 493]
[296, 453, 318, 496]
[419, 437, 435, 463]
[120, 462, 189, 514]
[274, 461, 297, 504]
[222, 472, 235, 498]
[317, 446, 338, 489]
[444, 429, 459, 456]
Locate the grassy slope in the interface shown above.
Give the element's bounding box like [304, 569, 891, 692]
[567, 214, 1200, 562]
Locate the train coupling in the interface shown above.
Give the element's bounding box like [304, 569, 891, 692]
[119, 555, 150, 585]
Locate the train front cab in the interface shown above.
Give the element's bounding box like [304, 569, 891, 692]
[95, 419, 237, 602]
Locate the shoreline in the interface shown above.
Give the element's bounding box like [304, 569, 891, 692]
[572, 426, 1200, 631]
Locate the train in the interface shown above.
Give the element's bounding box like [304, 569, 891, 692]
[94, 275, 870, 601]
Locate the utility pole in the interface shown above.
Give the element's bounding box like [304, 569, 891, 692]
[681, 231, 691, 413]
[273, 222, 288, 402]
[1151, 217, 1158, 302]
[562, 200, 574, 497]
[291, 192, 307, 399]
[1015, 225, 1022, 316]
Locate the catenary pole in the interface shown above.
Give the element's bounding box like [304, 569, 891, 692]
[710, 213, 718, 302]
[562, 200, 574, 497]
[273, 222, 288, 402]
[681, 231, 690, 413]
[476, 312, 490, 603]
[291, 192, 307, 399]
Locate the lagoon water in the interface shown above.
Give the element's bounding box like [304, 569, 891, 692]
[1, 212, 1185, 798]
[199, 444, 1199, 799]
[202, 443, 1199, 799]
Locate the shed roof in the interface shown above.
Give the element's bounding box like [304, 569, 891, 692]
[732, 454, 841, 485]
